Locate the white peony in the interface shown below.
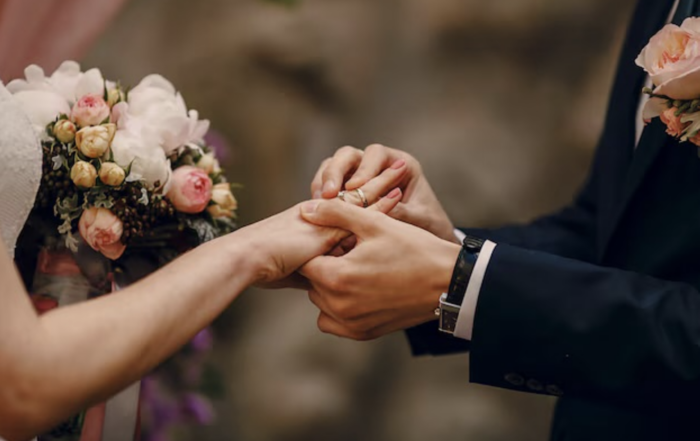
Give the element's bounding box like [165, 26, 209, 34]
[7, 61, 105, 104]
[111, 128, 172, 190]
[11, 90, 71, 132]
[6, 61, 106, 133]
[125, 74, 209, 154]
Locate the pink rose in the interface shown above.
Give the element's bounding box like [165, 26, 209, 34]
[166, 166, 213, 213]
[71, 94, 111, 127]
[78, 207, 127, 260]
[660, 107, 690, 137]
[636, 18, 700, 100]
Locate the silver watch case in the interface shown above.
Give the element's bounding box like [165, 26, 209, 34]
[437, 293, 461, 334]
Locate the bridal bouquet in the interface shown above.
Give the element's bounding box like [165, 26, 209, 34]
[637, 17, 700, 145]
[8, 61, 234, 441]
[8, 61, 237, 260]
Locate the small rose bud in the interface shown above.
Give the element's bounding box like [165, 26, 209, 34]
[79, 207, 126, 260]
[75, 124, 116, 159]
[71, 94, 111, 127]
[53, 120, 77, 143]
[107, 88, 123, 107]
[71, 161, 98, 188]
[99, 162, 126, 186]
[196, 153, 221, 175]
[211, 183, 237, 211]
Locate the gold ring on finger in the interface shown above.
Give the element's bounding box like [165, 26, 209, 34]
[354, 188, 369, 208]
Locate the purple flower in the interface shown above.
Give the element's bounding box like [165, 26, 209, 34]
[204, 130, 232, 162]
[182, 393, 215, 425]
[190, 328, 214, 353]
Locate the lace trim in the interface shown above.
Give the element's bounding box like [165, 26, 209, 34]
[0, 82, 42, 258]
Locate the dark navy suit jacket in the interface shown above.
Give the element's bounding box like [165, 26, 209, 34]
[407, 0, 700, 439]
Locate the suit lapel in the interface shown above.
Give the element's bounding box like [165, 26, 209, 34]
[602, 120, 669, 251]
[600, 0, 691, 256]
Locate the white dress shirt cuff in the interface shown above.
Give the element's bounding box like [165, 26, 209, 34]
[453, 240, 496, 341]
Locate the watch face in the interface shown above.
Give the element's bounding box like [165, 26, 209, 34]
[440, 313, 458, 333]
[439, 304, 460, 334]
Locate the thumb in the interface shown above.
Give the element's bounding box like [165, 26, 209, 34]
[301, 199, 373, 234]
[300, 199, 373, 236]
[300, 188, 402, 236]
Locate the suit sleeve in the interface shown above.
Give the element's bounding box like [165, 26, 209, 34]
[406, 167, 599, 356]
[470, 243, 700, 406]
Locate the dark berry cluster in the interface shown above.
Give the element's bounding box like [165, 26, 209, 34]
[109, 186, 177, 244]
[36, 143, 76, 210]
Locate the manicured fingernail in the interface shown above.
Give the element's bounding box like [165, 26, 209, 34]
[391, 159, 406, 170]
[322, 180, 336, 195]
[387, 188, 402, 199]
[301, 200, 320, 215]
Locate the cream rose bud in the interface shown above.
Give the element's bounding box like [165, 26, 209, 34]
[211, 183, 237, 211]
[71, 161, 98, 188]
[207, 204, 234, 219]
[75, 124, 116, 158]
[107, 88, 123, 107]
[53, 119, 77, 143]
[71, 94, 111, 127]
[99, 162, 126, 186]
[196, 153, 221, 175]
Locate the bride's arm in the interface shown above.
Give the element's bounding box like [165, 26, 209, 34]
[0, 225, 259, 441]
[0, 189, 402, 440]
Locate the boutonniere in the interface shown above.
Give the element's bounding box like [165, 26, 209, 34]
[637, 17, 700, 150]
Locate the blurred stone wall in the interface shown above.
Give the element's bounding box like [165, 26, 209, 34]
[85, 0, 637, 439]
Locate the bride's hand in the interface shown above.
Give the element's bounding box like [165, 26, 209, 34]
[310, 144, 459, 244]
[241, 164, 407, 288]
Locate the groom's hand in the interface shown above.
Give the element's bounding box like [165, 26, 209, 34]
[299, 199, 460, 341]
[256, 162, 410, 290]
[310, 144, 459, 244]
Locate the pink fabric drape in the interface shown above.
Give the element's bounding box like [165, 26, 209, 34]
[0, 0, 130, 81]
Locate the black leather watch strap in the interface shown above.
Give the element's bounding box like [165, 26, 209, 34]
[445, 236, 484, 305]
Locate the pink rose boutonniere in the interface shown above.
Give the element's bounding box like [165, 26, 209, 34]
[637, 17, 700, 148]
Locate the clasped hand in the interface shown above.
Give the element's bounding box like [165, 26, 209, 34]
[300, 144, 461, 341]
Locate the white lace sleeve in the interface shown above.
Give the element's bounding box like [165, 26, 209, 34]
[0, 83, 42, 258]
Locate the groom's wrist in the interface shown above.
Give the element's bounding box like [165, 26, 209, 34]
[437, 235, 485, 334]
[422, 241, 461, 323]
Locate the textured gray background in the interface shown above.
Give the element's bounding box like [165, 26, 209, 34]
[86, 0, 637, 439]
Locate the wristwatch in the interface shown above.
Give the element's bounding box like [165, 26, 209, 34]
[437, 235, 484, 334]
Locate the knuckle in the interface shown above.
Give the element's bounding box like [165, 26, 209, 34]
[329, 298, 351, 319]
[389, 203, 407, 220]
[337, 145, 359, 157]
[364, 143, 385, 154]
[408, 156, 422, 171]
[324, 267, 348, 292]
[321, 164, 338, 180]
